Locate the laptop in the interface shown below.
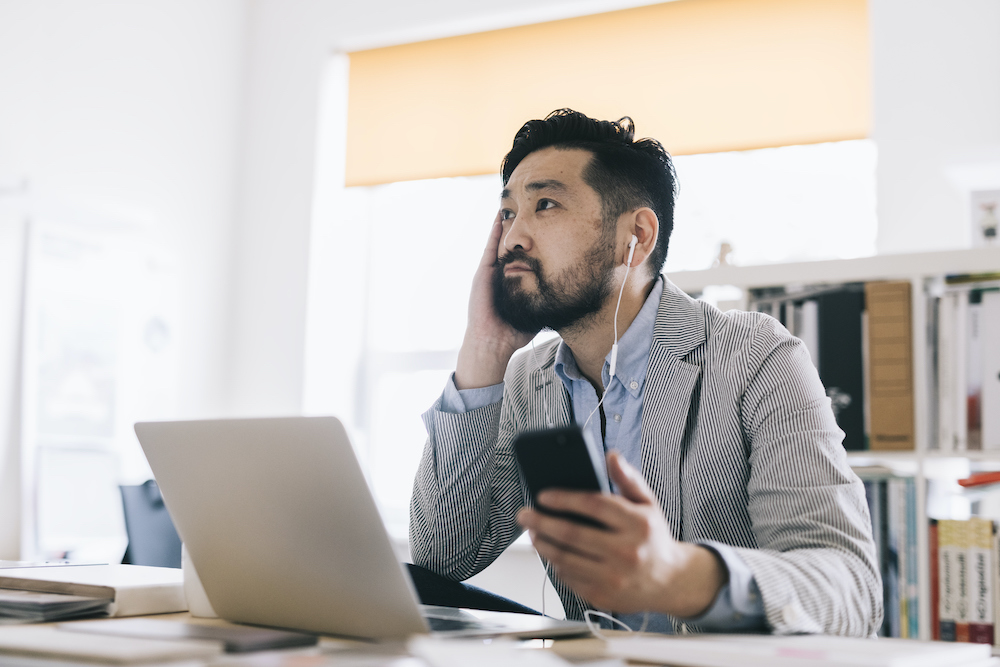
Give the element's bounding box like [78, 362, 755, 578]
[133, 416, 588, 641]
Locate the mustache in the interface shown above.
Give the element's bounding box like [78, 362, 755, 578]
[494, 249, 541, 274]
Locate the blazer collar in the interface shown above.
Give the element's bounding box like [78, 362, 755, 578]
[652, 276, 707, 360]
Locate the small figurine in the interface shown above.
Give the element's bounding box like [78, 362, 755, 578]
[713, 241, 734, 267]
[980, 201, 998, 244]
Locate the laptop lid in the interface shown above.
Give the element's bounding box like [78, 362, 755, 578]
[134, 416, 428, 640]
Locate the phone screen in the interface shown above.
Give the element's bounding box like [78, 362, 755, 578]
[513, 425, 608, 528]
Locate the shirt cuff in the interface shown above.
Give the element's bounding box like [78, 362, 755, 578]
[681, 541, 767, 631]
[439, 372, 504, 413]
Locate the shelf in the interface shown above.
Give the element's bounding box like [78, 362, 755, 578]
[666, 247, 1000, 293]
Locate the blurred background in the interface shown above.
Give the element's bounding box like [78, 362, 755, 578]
[0, 0, 997, 596]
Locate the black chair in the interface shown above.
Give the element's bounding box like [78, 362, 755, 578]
[120, 479, 182, 568]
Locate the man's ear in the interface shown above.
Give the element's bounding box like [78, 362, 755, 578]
[626, 208, 659, 270]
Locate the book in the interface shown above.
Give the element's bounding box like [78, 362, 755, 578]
[968, 292, 984, 450]
[905, 478, 919, 640]
[0, 589, 110, 623]
[60, 618, 318, 653]
[968, 518, 994, 644]
[818, 288, 866, 450]
[982, 291, 1000, 450]
[960, 472, 1000, 488]
[866, 281, 915, 450]
[0, 625, 221, 665]
[938, 292, 958, 451]
[0, 565, 186, 617]
[887, 478, 903, 637]
[606, 634, 993, 667]
[955, 293, 969, 451]
[957, 520, 972, 643]
[940, 519, 959, 641]
[994, 527, 1000, 648]
[930, 519, 940, 640]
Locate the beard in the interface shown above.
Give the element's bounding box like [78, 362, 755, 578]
[491, 236, 618, 334]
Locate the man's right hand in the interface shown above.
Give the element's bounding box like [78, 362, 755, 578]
[454, 213, 536, 390]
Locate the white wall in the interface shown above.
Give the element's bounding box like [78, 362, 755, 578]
[0, 0, 247, 557]
[870, 0, 1000, 253]
[228, 0, 665, 415]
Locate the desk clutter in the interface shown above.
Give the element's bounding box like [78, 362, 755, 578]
[0, 564, 186, 618]
[1, 621, 999, 666]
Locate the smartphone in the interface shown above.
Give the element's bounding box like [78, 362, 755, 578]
[513, 425, 608, 528]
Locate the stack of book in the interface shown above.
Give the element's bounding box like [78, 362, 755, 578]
[749, 280, 915, 451]
[931, 276, 1000, 452]
[931, 517, 999, 646]
[857, 468, 919, 638]
[0, 589, 110, 623]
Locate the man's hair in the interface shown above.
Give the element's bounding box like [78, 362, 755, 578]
[501, 109, 678, 275]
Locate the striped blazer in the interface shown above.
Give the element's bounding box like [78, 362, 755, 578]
[410, 277, 883, 636]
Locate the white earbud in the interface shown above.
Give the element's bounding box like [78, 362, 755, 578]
[626, 234, 638, 266]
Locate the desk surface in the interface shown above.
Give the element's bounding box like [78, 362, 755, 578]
[32, 612, 612, 666]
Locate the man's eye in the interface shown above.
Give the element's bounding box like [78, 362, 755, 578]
[537, 199, 557, 211]
[501, 209, 515, 221]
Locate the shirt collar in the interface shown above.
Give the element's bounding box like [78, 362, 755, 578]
[554, 275, 664, 398]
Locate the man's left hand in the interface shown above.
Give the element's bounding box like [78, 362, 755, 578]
[516, 451, 727, 617]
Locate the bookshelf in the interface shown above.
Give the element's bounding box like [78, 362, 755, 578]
[666, 246, 1000, 642]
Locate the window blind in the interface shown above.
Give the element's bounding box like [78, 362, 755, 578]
[345, 0, 869, 186]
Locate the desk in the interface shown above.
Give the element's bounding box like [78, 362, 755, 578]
[12, 612, 611, 667]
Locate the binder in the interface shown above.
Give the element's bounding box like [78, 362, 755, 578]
[866, 281, 915, 450]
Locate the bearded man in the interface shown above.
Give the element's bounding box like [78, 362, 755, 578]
[408, 109, 882, 636]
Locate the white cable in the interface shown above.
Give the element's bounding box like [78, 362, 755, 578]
[582, 255, 633, 434]
[583, 609, 651, 639]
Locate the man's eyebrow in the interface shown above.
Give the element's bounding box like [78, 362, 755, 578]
[500, 179, 569, 200]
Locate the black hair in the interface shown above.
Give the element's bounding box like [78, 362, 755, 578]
[501, 109, 678, 275]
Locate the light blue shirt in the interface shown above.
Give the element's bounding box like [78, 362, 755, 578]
[436, 276, 766, 632]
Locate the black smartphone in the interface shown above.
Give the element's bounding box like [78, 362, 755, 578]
[513, 425, 608, 528]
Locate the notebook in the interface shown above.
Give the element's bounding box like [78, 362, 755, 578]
[134, 416, 588, 641]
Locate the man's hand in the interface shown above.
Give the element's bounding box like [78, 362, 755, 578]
[454, 213, 535, 390]
[516, 451, 728, 617]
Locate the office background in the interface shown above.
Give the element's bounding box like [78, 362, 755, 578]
[0, 0, 998, 612]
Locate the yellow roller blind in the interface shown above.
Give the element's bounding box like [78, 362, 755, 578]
[346, 0, 870, 186]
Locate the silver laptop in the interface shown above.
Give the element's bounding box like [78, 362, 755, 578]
[134, 416, 588, 641]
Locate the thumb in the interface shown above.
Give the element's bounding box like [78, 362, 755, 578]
[607, 451, 656, 505]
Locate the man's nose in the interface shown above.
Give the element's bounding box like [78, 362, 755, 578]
[503, 215, 532, 252]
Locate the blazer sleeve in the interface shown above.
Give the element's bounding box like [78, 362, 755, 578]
[408, 378, 528, 581]
[734, 316, 883, 637]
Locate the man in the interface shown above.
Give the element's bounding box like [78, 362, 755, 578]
[410, 109, 882, 635]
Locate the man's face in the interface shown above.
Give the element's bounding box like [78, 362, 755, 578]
[492, 147, 618, 334]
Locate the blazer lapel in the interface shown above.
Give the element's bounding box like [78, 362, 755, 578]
[530, 341, 572, 429]
[640, 278, 707, 540]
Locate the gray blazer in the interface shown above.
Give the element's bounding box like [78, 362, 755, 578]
[410, 278, 883, 636]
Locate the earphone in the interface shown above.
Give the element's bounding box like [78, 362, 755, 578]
[611, 235, 638, 378]
[534, 232, 651, 635]
[583, 233, 638, 431]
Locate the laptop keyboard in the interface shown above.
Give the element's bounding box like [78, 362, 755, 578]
[425, 616, 482, 632]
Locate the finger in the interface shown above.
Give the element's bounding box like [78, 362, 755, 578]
[607, 451, 656, 505]
[480, 211, 504, 269]
[536, 489, 645, 532]
[533, 539, 616, 596]
[524, 511, 612, 561]
[529, 527, 598, 562]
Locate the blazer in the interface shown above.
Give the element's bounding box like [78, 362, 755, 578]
[410, 277, 883, 636]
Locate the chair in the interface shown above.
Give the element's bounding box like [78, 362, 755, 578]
[120, 479, 182, 568]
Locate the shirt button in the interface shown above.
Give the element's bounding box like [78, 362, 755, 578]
[613, 414, 622, 422]
[630, 381, 639, 390]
